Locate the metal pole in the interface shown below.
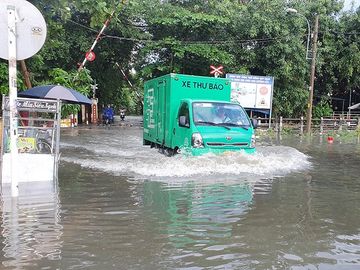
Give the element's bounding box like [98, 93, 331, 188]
[54, 100, 61, 186]
[296, 13, 311, 59]
[304, 16, 311, 60]
[7, 5, 19, 197]
[306, 15, 319, 134]
[285, 8, 311, 60]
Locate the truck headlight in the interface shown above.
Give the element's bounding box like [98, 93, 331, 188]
[192, 132, 204, 148]
[250, 134, 256, 148]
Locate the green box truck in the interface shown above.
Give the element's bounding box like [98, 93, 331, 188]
[143, 73, 257, 156]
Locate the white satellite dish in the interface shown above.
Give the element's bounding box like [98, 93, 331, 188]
[0, 0, 47, 60]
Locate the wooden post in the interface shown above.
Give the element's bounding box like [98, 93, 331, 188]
[20, 60, 32, 89]
[300, 116, 304, 135]
[320, 117, 323, 135]
[279, 116, 283, 133]
[339, 117, 343, 131]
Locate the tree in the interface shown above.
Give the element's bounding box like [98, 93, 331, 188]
[1, 0, 358, 118]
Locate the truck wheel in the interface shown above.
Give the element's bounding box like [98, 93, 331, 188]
[164, 148, 175, 157]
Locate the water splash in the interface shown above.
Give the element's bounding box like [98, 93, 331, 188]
[60, 130, 311, 183]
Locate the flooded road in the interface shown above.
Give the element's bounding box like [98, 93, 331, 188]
[1, 121, 360, 269]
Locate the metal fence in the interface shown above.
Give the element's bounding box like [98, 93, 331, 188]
[256, 116, 360, 134]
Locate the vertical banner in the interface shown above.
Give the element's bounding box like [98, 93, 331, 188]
[91, 98, 98, 124]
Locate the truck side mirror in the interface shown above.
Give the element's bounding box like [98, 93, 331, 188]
[179, 116, 189, 127]
[251, 118, 258, 129]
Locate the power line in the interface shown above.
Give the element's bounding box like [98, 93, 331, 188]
[68, 19, 99, 34]
[66, 18, 359, 48]
[66, 18, 289, 45]
[101, 33, 286, 46]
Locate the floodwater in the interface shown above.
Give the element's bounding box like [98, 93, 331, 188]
[1, 119, 360, 270]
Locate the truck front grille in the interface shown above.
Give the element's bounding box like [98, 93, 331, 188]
[206, 142, 248, 147]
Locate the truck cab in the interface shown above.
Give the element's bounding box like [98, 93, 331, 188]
[173, 99, 256, 155]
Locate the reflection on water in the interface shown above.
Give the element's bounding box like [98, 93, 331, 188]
[1, 126, 359, 269]
[0, 182, 62, 269]
[143, 181, 253, 250]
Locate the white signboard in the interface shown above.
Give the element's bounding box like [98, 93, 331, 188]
[0, 0, 47, 61]
[226, 74, 274, 110]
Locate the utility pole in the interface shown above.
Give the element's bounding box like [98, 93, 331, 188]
[306, 14, 319, 133]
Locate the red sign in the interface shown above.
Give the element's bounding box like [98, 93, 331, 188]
[85, 51, 96, 62]
[259, 86, 269, 95]
[92, 104, 97, 123]
[210, 65, 224, 76]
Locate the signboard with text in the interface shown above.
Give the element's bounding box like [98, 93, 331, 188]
[226, 74, 274, 110]
[4, 97, 58, 112]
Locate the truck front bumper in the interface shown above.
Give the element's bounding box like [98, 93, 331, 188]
[189, 147, 256, 156]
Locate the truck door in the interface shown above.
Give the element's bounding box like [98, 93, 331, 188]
[173, 101, 192, 149]
[156, 80, 166, 144]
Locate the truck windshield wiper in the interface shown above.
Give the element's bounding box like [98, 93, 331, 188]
[222, 123, 249, 130]
[195, 121, 231, 130]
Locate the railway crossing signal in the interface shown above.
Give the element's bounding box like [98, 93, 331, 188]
[210, 65, 224, 77]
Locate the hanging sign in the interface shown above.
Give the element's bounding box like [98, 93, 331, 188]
[85, 51, 96, 62]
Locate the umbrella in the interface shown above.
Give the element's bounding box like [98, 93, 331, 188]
[18, 85, 92, 105]
[348, 103, 360, 110]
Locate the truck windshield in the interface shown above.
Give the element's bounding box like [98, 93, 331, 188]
[193, 102, 251, 127]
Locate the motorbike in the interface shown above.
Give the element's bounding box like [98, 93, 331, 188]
[120, 110, 125, 121]
[102, 106, 115, 126]
[102, 113, 114, 126]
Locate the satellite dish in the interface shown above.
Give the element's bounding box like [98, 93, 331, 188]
[0, 0, 47, 60]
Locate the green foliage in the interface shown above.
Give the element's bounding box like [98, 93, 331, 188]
[2, 0, 356, 119]
[313, 98, 333, 118]
[0, 62, 26, 95]
[0, 62, 10, 95]
[40, 67, 93, 118]
[272, 86, 308, 118]
[355, 125, 360, 138]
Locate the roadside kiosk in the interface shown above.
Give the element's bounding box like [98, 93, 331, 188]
[1, 96, 61, 184]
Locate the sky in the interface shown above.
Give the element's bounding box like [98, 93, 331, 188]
[343, 0, 360, 11]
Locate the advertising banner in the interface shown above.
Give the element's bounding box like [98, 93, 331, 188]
[226, 74, 274, 110]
